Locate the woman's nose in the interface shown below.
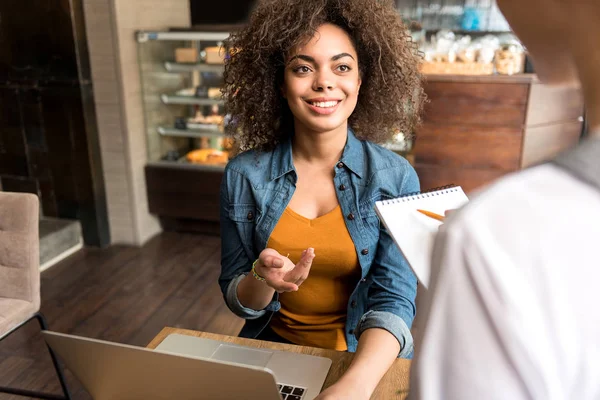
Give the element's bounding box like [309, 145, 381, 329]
[313, 71, 335, 91]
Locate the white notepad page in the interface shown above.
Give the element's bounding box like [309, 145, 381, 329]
[375, 186, 469, 288]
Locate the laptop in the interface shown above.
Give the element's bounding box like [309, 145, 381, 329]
[43, 331, 331, 400]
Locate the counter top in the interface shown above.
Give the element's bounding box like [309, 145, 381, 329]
[424, 73, 539, 84]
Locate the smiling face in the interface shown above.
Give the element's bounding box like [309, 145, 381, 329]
[282, 23, 362, 136]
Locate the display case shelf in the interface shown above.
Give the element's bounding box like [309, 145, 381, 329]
[164, 62, 224, 73]
[160, 94, 224, 105]
[148, 160, 226, 172]
[137, 31, 230, 42]
[158, 126, 223, 139]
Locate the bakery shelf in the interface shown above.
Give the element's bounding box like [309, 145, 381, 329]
[158, 126, 223, 138]
[137, 31, 230, 43]
[160, 94, 224, 105]
[164, 62, 224, 73]
[147, 160, 226, 171]
[187, 121, 223, 131]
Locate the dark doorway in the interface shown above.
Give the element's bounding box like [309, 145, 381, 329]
[0, 0, 109, 247]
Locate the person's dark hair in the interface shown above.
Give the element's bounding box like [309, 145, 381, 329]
[222, 0, 425, 151]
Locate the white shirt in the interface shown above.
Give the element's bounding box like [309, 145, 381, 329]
[410, 164, 600, 400]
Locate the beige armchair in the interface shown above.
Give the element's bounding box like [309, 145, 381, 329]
[0, 191, 71, 400]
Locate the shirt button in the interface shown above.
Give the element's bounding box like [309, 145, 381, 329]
[351, 300, 357, 308]
[247, 212, 254, 221]
[348, 329, 354, 335]
[347, 213, 355, 221]
[337, 162, 344, 169]
[338, 184, 346, 191]
[361, 278, 366, 283]
[361, 248, 369, 255]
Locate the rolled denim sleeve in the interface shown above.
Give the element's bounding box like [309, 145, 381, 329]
[355, 310, 414, 358]
[225, 273, 281, 319]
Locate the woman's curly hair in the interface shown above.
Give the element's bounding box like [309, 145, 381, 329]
[222, 0, 425, 151]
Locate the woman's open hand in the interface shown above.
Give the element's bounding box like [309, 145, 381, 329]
[255, 248, 315, 293]
[282, 248, 315, 289]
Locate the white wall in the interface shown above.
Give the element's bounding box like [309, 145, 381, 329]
[83, 0, 191, 245]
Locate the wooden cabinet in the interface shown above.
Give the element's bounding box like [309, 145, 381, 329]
[413, 74, 584, 193]
[145, 163, 223, 234]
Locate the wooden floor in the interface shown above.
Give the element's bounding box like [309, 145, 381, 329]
[0, 232, 244, 400]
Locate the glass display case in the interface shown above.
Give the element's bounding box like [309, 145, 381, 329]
[136, 30, 232, 171]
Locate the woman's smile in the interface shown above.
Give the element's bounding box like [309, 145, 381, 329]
[304, 98, 343, 115]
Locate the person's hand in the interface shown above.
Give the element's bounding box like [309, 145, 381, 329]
[282, 247, 315, 289]
[255, 248, 315, 293]
[438, 209, 456, 230]
[314, 381, 370, 400]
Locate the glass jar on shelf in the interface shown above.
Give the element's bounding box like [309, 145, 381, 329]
[494, 41, 525, 75]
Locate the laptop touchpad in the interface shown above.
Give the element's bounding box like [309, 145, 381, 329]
[211, 344, 273, 367]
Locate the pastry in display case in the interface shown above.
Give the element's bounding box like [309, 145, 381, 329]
[186, 148, 229, 165]
[189, 104, 225, 125]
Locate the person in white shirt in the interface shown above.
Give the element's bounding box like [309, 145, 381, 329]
[410, 0, 600, 399]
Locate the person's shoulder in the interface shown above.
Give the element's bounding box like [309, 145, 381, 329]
[362, 140, 413, 170]
[225, 148, 272, 178]
[362, 140, 416, 176]
[354, 140, 419, 195]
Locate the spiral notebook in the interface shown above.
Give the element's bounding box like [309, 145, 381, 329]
[375, 185, 469, 288]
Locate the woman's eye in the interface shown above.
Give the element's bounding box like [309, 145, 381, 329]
[337, 65, 351, 72]
[294, 66, 311, 74]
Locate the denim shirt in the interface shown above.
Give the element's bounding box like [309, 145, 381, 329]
[219, 129, 418, 357]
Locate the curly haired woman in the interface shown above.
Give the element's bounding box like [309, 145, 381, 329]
[218, 0, 425, 397]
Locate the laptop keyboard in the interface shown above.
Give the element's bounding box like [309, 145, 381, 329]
[277, 383, 306, 399]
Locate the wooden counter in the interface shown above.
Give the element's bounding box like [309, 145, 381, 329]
[414, 73, 584, 193]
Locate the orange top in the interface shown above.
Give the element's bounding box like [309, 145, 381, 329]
[267, 205, 360, 351]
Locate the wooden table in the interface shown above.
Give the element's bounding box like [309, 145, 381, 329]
[148, 327, 411, 399]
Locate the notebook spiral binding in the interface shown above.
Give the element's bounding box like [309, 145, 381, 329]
[381, 184, 457, 205]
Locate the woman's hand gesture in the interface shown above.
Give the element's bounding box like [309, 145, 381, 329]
[255, 248, 315, 293]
